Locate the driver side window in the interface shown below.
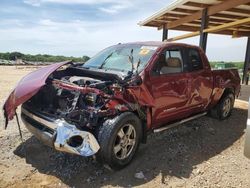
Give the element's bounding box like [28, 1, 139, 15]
[153, 49, 183, 75]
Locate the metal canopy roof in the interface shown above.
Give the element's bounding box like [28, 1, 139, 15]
[139, 0, 250, 37]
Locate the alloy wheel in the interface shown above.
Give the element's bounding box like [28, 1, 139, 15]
[113, 124, 136, 160]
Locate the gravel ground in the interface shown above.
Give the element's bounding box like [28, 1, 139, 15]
[0, 66, 250, 188]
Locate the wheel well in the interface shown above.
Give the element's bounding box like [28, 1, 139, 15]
[209, 87, 235, 120]
[222, 88, 235, 99]
[131, 110, 147, 144]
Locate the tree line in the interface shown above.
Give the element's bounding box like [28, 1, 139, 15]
[0, 52, 90, 63]
[210, 61, 244, 69]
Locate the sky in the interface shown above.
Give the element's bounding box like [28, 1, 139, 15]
[0, 0, 248, 61]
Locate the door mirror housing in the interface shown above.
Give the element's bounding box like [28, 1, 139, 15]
[130, 75, 142, 86]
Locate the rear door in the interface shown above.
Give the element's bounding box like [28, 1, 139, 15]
[149, 47, 191, 126]
[185, 48, 213, 110]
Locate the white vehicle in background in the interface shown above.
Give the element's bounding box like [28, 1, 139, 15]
[244, 98, 250, 159]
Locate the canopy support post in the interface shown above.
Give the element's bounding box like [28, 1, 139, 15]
[162, 24, 168, 41]
[242, 37, 250, 85]
[199, 8, 209, 53]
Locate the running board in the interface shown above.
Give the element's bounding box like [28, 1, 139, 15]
[153, 112, 207, 133]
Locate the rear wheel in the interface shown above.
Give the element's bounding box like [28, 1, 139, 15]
[221, 97, 232, 118]
[210, 93, 235, 120]
[97, 112, 142, 169]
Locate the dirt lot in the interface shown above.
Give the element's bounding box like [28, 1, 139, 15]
[0, 66, 250, 188]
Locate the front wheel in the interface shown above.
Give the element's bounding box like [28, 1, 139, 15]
[97, 112, 142, 169]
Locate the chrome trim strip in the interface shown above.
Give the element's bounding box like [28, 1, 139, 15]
[163, 107, 177, 113]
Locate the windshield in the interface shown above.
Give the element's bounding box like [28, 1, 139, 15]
[82, 44, 158, 73]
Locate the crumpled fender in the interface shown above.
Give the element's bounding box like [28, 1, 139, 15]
[3, 61, 72, 126]
[126, 85, 155, 107]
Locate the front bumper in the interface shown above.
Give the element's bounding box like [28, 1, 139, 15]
[21, 107, 100, 156]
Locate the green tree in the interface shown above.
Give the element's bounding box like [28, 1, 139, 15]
[9, 52, 24, 60]
[0, 51, 89, 63]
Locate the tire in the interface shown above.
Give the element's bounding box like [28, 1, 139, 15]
[97, 112, 142, 169]
[210, 93, 235, 120]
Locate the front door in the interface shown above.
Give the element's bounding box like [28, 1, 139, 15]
[148, 47, 191, 127]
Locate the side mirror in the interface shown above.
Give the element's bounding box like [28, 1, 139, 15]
[129, 75, 142, 86]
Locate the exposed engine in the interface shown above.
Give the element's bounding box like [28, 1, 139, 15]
[23, 75, 131, 131]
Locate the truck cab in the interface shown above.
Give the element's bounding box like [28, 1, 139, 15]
[144, 44, 214, 127]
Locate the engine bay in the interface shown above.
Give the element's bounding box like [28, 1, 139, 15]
[23, 73, 135, 131]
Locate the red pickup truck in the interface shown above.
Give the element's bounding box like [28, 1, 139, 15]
[3, 42, 240, 169]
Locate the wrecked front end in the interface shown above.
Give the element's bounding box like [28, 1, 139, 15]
[21, 106, 100, 156]
[9, 64, 151, 157]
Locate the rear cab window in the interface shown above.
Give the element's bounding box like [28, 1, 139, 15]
[187, 48, 203, 71]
